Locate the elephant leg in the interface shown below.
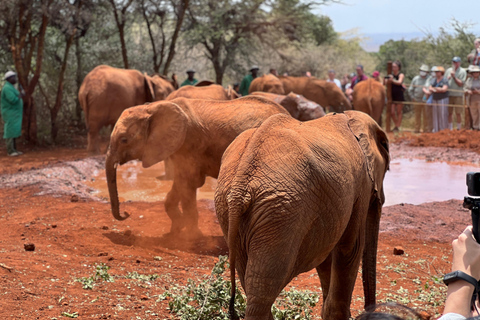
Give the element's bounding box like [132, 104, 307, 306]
[164, 182, 185, 234]
[87, 124, 101, 153]
[316, 252, 332, 306]
[322, 233, 364, 320]
[178, 183, 202, 238]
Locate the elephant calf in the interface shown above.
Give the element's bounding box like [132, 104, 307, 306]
[352, 78, 386, 125]
[215, 111, 390, 320]
[165, 84, 239, 100]
[106, 96, 289, 237]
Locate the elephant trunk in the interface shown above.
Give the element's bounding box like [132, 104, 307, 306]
[106, 153, 130, 221]
[362, 197, 381, 309]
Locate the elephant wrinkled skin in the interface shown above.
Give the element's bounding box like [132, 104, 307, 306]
[279, 76, 352, 112]
[250, 91, 325, 120]
[78, 65, 176, 153]
[248, 74, 285, 94]
[215, 111, 389, 320]
[106, 96, 289, 237]
[352, 78, 386, 125]
[166, 84, 239, 100]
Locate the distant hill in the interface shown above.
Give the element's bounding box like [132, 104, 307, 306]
[362, 32, 427, 52]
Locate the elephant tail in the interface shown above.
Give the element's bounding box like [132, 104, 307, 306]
[78, 84, 89, 130]
[227, 189, 251, 320]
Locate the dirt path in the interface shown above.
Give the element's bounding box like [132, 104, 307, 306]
[0, 139, 477, 319]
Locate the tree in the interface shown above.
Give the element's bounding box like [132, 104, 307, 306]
[0, 0, 51, 143]
[139, 0, 189, 74]
[108, 0, 134, 69]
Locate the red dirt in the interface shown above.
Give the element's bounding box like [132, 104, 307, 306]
[0, 141, 475, 319]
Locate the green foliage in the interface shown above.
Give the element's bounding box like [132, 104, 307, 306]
[76, 263, 114, 290]
[160, 255, 319, 320]
[124, 271, 159, 282]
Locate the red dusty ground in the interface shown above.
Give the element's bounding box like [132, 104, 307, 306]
[0, 141, 475, 319]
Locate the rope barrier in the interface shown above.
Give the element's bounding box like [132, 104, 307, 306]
[391, 100, 470, 109]
[402, 82, 466, 94]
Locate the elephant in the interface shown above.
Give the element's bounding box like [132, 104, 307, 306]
[248, 74, 285, 94]
[214, 110, 390, 320]
[278, 76, 352, 112]
[250, 91, 325, 120]
[106, 96, 290, 237]
[78, 65, 177, 153]
[195, 80, 215, 87]
[352, 78, 386, 126]
[166, 84, 239, 100]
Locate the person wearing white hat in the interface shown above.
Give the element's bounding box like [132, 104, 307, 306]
[409, 64, 431, 133]
[1, 71, 23, 156]
[446, 57, 467, 130]
[464, 65, 480, 130]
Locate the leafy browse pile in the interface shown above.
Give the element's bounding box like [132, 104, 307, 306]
[76, 263, 114, 290]
[160, 255, 320, 320]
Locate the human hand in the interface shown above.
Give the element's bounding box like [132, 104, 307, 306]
[451, 226, 480, 279]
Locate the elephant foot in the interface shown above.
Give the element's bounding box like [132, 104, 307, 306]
[168, 220, 185, 235]
[183, 226, 203, 240]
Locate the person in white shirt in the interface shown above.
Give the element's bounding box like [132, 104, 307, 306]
[327, 69, 342, 89]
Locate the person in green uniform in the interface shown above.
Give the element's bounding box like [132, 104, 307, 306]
[239, 66, 259, 96]
[1, 71, 23, 156]
[180, 69, 198, 87]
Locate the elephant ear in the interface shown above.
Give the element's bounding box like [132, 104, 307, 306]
[144, 73, 156, 102]
[280, 93, 300, 119]
[142, 102, 188, 168]
[345, 110, 389, 199]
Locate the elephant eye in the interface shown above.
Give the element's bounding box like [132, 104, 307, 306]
[120, 137, 128, 144]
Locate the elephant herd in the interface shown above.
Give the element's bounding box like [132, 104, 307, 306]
[79, 65, 390, 320]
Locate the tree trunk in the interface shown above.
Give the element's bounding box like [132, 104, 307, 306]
[163, 0, 190, 75]
[118, 24, 129, 69]
[213, 61, 224, 85]
[75, 35, 83, 121]
[51, 30, 76, 142]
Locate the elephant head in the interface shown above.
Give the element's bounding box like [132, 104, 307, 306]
[322, 81, 352, 112]
[344, 110, 389, 308]
[106, 101, 188, 220]
[282, 92, 325, 121]
[144, 73, 176, 102]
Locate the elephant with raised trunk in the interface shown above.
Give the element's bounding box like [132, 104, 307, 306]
[106, 96, 289, 237]
[79, 65, 177, 153]
[215, 111, 389, 320]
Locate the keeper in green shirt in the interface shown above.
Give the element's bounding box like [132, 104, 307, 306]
[180, 69, 198, 87]
[239, 66, 259, 96]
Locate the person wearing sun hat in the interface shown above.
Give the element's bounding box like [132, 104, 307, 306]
[1, 71, 24, 156]
[409, 64, 431, 133]
[446, 57, 467, 130]
[239, 65, 259, 96]
[427, 66, 449, 132]
[464, 65, 480, 130]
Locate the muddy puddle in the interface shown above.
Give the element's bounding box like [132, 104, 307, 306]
[86, 158, 480, 207]
[383, 158, 480, 206]
[86, 161, 217, 202]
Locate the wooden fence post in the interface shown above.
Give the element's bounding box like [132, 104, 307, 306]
[386, 61, 392, 133]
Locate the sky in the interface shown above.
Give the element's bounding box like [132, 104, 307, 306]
[317, 0, 479, 46]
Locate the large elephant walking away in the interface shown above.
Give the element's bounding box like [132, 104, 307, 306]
[250, 91, 325, 120]
[106, 96, 289, 238]
[166, 84, 239, 100]
[78, 65, 177, 153]
[279, 76, 352, 112]
[215, 111, 389, 320]
[248, 74, 285, 94]
[352, 78, 386, 125]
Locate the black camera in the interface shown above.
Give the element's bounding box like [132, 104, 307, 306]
[467, 172, 480, 197]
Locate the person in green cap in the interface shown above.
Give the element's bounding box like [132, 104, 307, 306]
[180, 69, 198, 87]
[1, 71, 24, 156]
[239, 66, 259, 96]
